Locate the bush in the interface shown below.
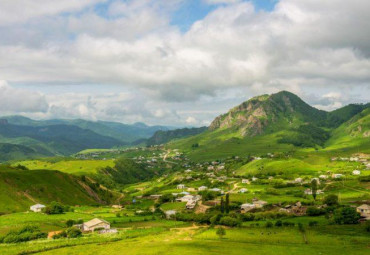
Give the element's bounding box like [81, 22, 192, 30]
[323, 195, 339, 206]
[282, 221, 295, 227]
[309, 221, 318, 227]
[334, 207, 360, 224]
[66, 228, 82, 238]
[298, 223, 305, 233]
[219, 216, 240, 227]
[265, 222, 273, 228]
[216, 227, 226, 238]
[43, 201, 65, 215]
[66, 219, 75, 227]
[275, 220, 283, 227]
[0, 226, 47, 243]
[306, 207, 324, 216]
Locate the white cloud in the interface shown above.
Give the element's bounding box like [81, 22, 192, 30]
[0, 81, 48, 113]
[0, 0, 369, 125]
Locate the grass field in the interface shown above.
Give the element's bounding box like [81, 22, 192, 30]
[13, 159, 114, 175]
[1, 224, 367, 255]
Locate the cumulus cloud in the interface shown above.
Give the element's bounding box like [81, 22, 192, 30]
[0, 81, 48, 113]
[0, 0, 369, 125]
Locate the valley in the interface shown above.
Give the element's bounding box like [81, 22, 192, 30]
[0, 91, 369, 255]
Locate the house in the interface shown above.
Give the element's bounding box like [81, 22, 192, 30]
[185, 169, 192, 173]
[253, 200, 268, 208]
[241, 203, 256, 213]
[165, 210, 177, 219]
[357, 204, 370, 219]
[242, 179, 250, 184]
[319, 175, 328, 179]
[251, 177, 258, 182]
[112, 205, 122, 209]
[239, 188, 248, 193]
[177, 195, 196, 202]
[82, 218, 110, 232]
[352, 170, 361, 175]
[198, 186, 208, 191]
[177, 184, 185, 190]
[207, 166, 214, 170]
[294, 177, 303, 183]
[209, 188, 224, 194]
[304, 189, 323, 195]
[186, 200, 197, 209]
[30, 204, 45, 212]
[332, 174, 343, 179]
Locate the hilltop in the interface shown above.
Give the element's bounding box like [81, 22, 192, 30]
[168, 91, 369, 161]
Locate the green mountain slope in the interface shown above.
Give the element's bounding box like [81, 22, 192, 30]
[0, 165, 116, 213]
[169, 91, 369, 161]
[325, 108, 370, 152]
[146, 127, 207, 146]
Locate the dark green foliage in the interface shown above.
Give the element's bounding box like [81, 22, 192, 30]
[306, 207, 325, 216]
[0, 226, 47, 243]
[216, 227, 226, 238]
[309, 221, 318, 227]
[275, 220, 283, 227]
[311, 179, 318, 200]
[220, 197, 224, 213]
[219, 216, 240, 227]
[66, 228, 82, 238]
[199, 191, 217, 201]
[278, 124, 330, 147]
[326, 103, 369, 127]
[66, 219, 75, 227]
[323, 194, 339, 206]
[147, 127, 207, 146]
[359, 176, 370, 182]
[265, 222, 273, 228]
[99, 158, 155, 185]
[298, 223, 305, 233]
[334, 207, 360, 224]
[225, 193, 230, 214]
[159, 194, 174, 204]
[43, 201, 66, 215]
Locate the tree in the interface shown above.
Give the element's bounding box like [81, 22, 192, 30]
[43, 201, 65, 215]
[220, 197, 224, 213]
[323, 194, 339, 206]
[311, 179, 318, 200]
[225, 193, 230, 214]
[216, 227, 226, 239]
[66, 219, 75, 227]
[334, 207, 360, 224]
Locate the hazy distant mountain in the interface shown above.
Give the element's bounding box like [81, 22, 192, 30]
[2, 116, 172, 143]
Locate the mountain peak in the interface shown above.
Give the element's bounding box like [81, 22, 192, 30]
[209, 91, 327, 136]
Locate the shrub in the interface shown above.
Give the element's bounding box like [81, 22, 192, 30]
[43, 201, 65, 215]
[298, 223, 305, 233]
[309, 221, 318, 227]
[306, 207, 324, 216]
[323, 195, 339, 206]
[265, 222, 273, 228]
[66, 228, 82, 238]
[275, 220, 283, 227]
[334, 207, 360, 224]
[219, 216, 240, 227]
[1, 226, 47, 243]
[216, 227, 226, 238]
[66, 219, 75, 227]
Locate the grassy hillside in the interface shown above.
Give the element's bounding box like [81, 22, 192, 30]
[12, 159, 114, 175]
[325, 108, 370, 153]
[0, 165, 116, 213]
[147, 126, 207, 146]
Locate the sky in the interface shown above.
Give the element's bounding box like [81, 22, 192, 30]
[0, 0, 369, 126]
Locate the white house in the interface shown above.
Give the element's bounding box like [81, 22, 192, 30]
[319, 175, 328, 179]
[209, 188, 224, 194]
[198, 186, 208, 191]
[239, 188, 248, 193]
[241, 203, 256, 212]
[242, 179, 250, 184]
[357, 204, 370, 219]
[165, 210, 177, 219]
[253, 200, 268, 208]
[251, 177, 258, 182]
[185, 169, 192, 173]
[82, 218, 110, 232]
[295, 177, 303, 183]
[30, 204, 45, 212]
[352, 170, 361, 175]
[332, 174, 343, 179]
[177, 184, 185, 190]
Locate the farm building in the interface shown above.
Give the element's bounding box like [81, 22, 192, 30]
[198, 186, 208, 191]
[242, 179, 250, 184]
[30, 204, 45, 212]
[82, 218, 110, 232]
[352, 170, 361, 175]
[357, 204, 370, 219]
[239, 188, 248, 193]
[177, 184, 185, 190]
[241, 203, 255, 213]
[165, 210, 177, 219]
[253, 200, 268, 208]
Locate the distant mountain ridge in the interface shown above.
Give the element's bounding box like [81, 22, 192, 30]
[168, 91, 369, 161]
[146, 126, 207, 146]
